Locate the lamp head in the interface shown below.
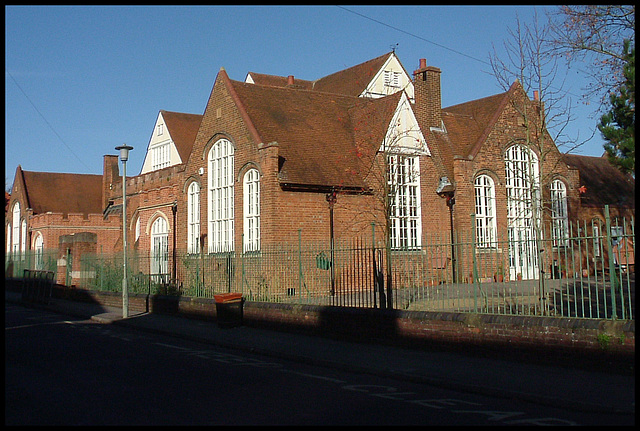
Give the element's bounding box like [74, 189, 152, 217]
[115, 144, 133, 162]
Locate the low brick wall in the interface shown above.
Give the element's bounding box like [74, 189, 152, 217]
[42, 284, 634, 362]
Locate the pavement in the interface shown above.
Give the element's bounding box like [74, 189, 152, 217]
[5, 291, 635, 415]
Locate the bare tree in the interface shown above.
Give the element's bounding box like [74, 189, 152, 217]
[489, 12, 579, 312]
[545, 5, 635, 111]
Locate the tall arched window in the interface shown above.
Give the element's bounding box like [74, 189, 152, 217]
[21, 219, 27, 255]
[505, 144, 540, 280]
[550, 179, 569, 246]
[150, 216, 169, 282]
[243, 169, 260, 252]
[34, 233, 44, 270]
[187, 181, 200, 254]
[6, 223, 11, 254]
[12, 202, 21, 254]
[208, 139, 234, 253]
[474, 174, 497, 248]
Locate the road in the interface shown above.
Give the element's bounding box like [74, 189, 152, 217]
[5, 303, 633, 425]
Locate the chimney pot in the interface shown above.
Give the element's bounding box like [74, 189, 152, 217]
[287, 75, 294, 85]
[419, 58, 427, 69]
[533, 90, 539, 101]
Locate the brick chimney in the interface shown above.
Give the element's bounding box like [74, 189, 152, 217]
[102, 154, 120, 210]
[413, 58, 442, 130]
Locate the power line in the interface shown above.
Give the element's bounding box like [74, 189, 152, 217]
[336, 6, 591, 102]
[5, 68, 92, 171]
[337, 6, 492, 66]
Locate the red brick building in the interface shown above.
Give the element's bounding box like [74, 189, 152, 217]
[6, 52, 635, 286]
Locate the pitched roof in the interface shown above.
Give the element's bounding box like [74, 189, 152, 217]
[227, 76, 400, 190]
[20, 169, 104, 215]
[246, 72, 314, 90]
[562, 154, 635, 209]
[441, 85, 514, 159]
[245, 52, 395, 97]
[312, 52, 395, 96]
[160, 110, 203, 164]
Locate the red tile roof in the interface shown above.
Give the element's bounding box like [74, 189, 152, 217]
[562, 154, 635, 208]
[160, 110, 202, 164]
[246, 52, 395, 97]
[228, 77, 401, 190]
[20, 169, 104, 215]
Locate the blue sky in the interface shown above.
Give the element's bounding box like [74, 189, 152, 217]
[5, 5, 608, 187]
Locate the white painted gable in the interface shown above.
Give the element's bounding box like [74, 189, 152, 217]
[360, 53, 415, 102]
[140, 111, 183, 175]
[381, 92, 430, 156]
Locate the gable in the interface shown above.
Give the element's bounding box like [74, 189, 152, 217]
[361, 53, 414, 101]
[381, 92, 428, 155]
[140, 111, 202, 174]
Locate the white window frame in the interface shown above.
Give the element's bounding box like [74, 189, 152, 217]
[150, 216, 169, 282]
[12, 202, 21, 254]
[7, 222, 11, 253]
[151, 142, 170, 171]
[34, 233, 44, 270]
[243, 169, 260, 252]
[550, 179, 569, 247]
[208, 138, 234, 253]
[592, 223, 601, 257]
[474, 174, 497, 248]
[187, 182, 201, 254]
[505, 144, 540, 280]
[388, 154, 421, 250]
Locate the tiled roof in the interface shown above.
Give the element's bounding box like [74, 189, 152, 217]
[562, 154, 635, 208]
[246, 52, 395, 97]
[312, 52, 394, 96]
[441, 87, 512, 159]
[160, 110, 202, 164]
[21, 169, 104, 215]
[246, 72, 314, 90]
[229, 77, 400, 189]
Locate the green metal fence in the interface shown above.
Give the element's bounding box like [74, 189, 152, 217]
[9, 210, 632, 321]
[5, 249, 58, 279]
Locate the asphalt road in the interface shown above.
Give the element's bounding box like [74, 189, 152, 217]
[5, 304, 634, 426]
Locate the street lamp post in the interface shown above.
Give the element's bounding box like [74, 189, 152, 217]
[116, 144, 133, 318]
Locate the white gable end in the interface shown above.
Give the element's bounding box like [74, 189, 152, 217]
[360, 53, 415, 102]
[381, 92, 429, 156]
[140, 112, 183, 174]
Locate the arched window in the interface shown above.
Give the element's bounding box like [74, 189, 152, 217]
[135, 217, 141, 243]
[208, 139, 234, 253]
[34, 233, 44, 270]
[21, 219, 27, 256]
[243, 169, 260, 252]
[6, 223, 11, 254]
[12, 202, 21, 254]
[150, 216, 169, 282]
[505, 144, 540, 280]
[187, 182, 201, 254]
[550, 179, 569, 246]
[474, 174, 497, 248]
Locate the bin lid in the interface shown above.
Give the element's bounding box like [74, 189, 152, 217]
[214, 292, 243, 303]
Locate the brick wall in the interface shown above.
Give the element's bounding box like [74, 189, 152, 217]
[48, 285, 635, 360]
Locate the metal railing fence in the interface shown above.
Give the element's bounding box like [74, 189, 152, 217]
[7, 211, 633, 321]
